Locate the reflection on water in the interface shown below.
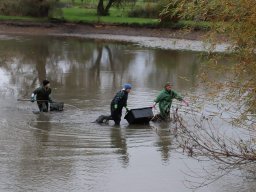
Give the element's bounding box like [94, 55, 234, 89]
[0, 35, 245, 192]
[111, 127, 129, 167]
[0, 35, 201, 100]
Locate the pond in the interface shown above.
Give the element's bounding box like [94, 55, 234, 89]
[0, 35, 252, 192]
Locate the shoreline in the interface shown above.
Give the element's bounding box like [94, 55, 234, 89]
[0, 22, 230, 52]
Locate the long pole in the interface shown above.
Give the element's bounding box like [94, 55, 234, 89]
[17, 99, 49, 102]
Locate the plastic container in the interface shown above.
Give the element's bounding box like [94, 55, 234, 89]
[124, 107, 153, 124]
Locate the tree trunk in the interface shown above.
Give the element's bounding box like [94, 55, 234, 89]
[104, 0, 114, 15]
[97, 0, 114, 16]
[97, 0, 105, 16]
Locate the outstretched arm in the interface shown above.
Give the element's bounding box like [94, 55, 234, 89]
[31, 88, 39, 102]
[152, 91, 164, 108]
[173, 90, 189, 106]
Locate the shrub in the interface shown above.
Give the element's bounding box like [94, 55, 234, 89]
[0, 1, 18, 16]
[0, 0, 58, 17]
[128, 1, 168, 19]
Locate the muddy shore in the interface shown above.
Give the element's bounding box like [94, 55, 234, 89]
[0, 21, 208, 39]
[0, 21, 229, 52]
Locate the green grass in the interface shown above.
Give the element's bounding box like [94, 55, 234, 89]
[59, 0, 157, 7]
[61, 7, 159, 26]
[0, 1, 212, 30]
[61, 7, 211, 30]
[0, 15, 47, 22]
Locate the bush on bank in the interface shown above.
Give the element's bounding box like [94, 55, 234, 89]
[0, 0, 57, 17]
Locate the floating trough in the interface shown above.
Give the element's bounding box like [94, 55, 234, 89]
[124, 107, 153, 124]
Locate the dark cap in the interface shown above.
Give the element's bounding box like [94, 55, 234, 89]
[43, 80, 50, 86]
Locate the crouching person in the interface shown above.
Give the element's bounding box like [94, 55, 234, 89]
[31, 80, 53, 112]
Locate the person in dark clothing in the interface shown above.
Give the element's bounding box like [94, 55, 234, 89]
[110, 83, 132, 125]
[31, 80, 53, 112]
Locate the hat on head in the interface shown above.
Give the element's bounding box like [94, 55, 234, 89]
[43, 80, 50, 86]
[164, 82, 172, 88]
[123, 83, 132, 90]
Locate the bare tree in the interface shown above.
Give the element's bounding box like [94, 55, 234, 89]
[170, 99, 256, 188]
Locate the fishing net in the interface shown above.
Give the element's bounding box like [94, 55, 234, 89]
[95, 115, 112, 123]
[50, 102, 64, 111]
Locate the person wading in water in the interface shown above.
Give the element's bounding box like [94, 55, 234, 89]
[110, 83, 132, 125]
[31, 80, 53, 112]
[152, 82, 188, 121]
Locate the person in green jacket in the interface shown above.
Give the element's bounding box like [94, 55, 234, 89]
[30, 80, 53, 112]
[152, 82, 188, 121]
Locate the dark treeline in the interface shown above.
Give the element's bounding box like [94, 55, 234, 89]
[0, 0, 58, 17]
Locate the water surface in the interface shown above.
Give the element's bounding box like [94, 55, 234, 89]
[0, 35, 250, 192]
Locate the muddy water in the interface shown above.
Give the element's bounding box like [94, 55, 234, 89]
[0, 35, 249, 192]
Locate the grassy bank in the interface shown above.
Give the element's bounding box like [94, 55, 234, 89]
[61, 7, 159, 26]
[0, 15, 47, 22]
[0, 14, 211, 30]
[0, 0, 211, 30]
